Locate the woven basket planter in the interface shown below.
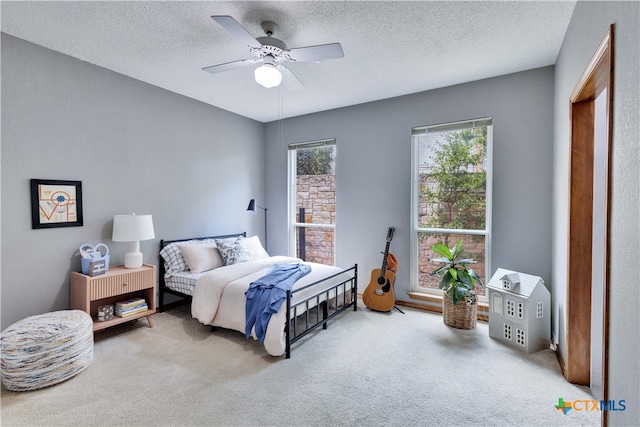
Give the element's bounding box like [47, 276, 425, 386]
[443, 293, 477, 330]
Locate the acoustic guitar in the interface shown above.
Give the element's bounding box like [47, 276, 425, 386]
[363, 227, 397, 312]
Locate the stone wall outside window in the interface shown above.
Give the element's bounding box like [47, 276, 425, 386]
[295, 174, 335, 265]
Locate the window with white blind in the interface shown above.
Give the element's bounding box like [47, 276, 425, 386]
[410, 118, 492, 300]
[288, 139, 336, 265]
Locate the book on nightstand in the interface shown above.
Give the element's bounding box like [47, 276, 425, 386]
[115, 297, 148, 317]
[115, 304, 148, 318]
[116, 298, 146, 310]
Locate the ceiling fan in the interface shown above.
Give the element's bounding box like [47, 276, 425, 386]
[202, 15, 344, 90]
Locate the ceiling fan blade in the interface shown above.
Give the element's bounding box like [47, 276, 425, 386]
[278, 65, 304, 91]
[288, 43, 344, 62]
[211, 15, 261, 48]
[202, 58, 260, 75]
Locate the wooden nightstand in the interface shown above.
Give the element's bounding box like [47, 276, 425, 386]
[71, 264, 157, 332]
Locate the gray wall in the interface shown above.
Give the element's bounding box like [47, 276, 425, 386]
[264, 66, 555, 309]
[553, 1, 639, 424]
[1, 34, 266, 329]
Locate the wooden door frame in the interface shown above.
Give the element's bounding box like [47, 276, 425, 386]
[566, 24, 613, 425]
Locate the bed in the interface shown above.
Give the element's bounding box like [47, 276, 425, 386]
[158, 233, 357, 358]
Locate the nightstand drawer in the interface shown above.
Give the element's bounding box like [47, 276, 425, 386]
[90, 269, 154, 300]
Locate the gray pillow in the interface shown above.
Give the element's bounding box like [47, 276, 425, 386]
[216, 238, 250, 265]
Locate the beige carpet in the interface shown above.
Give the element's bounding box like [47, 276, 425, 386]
[1, 302, 599, 426]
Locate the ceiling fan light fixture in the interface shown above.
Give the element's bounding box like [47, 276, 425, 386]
[254, 57, 282, 88]
[206, 16, 344, 91]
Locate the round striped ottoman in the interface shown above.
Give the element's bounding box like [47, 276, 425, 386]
[1, 310, 93, 391]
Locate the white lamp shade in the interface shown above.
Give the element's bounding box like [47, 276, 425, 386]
[112, 214, 155, 242]
[254, 64, 282, 88]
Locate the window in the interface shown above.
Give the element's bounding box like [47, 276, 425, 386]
[517, 302, 524, 319]
[411, 118, 492, 299]
[506, 300, 515, 317]
[503, 323, 512, 340]
[516, 328, 526, 346]
[492, 293, 502, 314]
[288, 140, 336, 265]
[537, 302, 544, 319]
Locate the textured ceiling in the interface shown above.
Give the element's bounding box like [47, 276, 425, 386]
[1, 1, 576, 123]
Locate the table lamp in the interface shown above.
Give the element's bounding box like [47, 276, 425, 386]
[112, 214, 155, 268]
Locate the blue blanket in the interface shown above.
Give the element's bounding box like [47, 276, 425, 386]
[245, 263, 311, 342]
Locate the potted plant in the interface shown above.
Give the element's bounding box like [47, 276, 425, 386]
[429, 239, 483, 329]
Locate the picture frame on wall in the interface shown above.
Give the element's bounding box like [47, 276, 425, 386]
[30, 179, 83, 229]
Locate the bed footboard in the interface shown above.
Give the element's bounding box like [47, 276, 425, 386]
[284, 264, 358, 359]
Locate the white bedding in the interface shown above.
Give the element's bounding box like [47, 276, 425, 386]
[191, 256, 352, 356]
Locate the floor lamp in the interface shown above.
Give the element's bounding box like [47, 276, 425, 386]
[246, 199, 267, 250]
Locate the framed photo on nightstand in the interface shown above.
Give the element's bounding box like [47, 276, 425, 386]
[89, 259, 107, 277]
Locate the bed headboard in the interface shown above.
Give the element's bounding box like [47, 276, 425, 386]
[159, 232, 246, 250]
[158, 232, 246, 311]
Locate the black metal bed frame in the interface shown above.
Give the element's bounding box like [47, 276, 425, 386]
[158, 233, 246, 312]
[285, 265, 357, 358]
[158, 233, 358, 358]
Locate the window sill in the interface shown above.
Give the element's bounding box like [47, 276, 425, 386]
[402, 292, 489, 322]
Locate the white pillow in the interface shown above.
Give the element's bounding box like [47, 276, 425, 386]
[176, 243, 224, 274]
[160, 238, 217, 275]
[242, 235, 269, 260]
[216, 237, 250, 265]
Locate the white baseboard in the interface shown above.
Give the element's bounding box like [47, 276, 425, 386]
[550, 333, 558, 351]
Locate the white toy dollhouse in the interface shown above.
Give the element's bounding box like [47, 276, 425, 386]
[487, 268, 550, 353]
